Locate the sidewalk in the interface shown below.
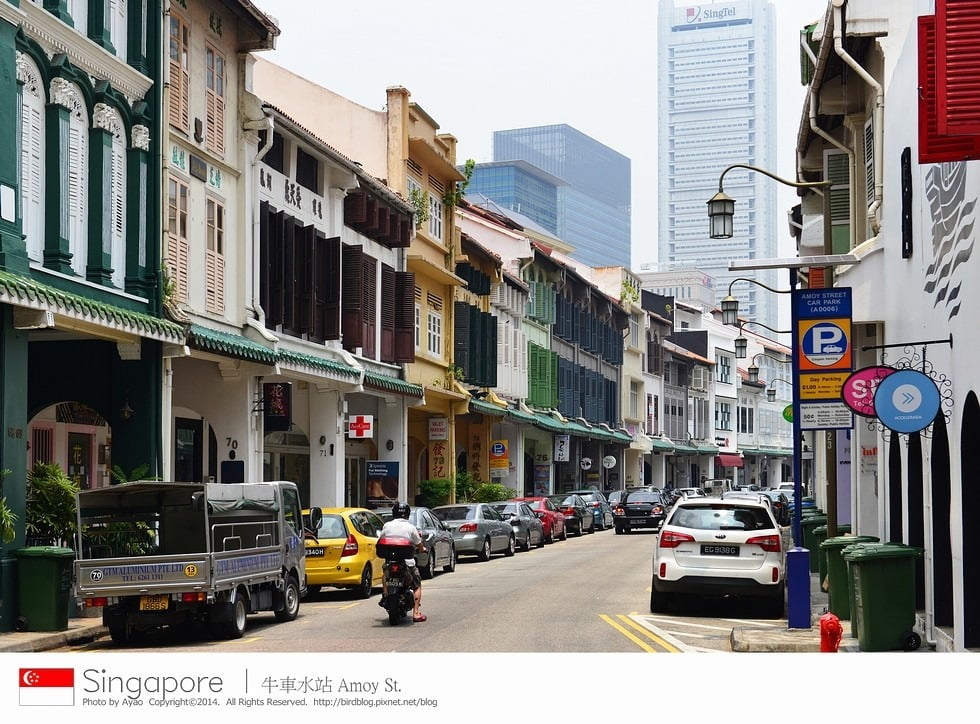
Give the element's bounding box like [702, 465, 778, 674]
[0, 615, 107, 653]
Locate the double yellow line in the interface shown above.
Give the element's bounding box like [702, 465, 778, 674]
[599, 614, 682, 653]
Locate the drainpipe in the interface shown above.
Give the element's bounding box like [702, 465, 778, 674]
[832, 0, 884, 235]
[244, 113, 275, 335]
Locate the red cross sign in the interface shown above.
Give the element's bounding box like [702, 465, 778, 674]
[348, 415, 374, 438]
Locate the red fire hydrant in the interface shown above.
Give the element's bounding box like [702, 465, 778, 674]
[820, 611, 843, 652]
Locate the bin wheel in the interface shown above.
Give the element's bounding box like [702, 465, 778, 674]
[13, 616, 28, 632]
[902, 631, 921, 651]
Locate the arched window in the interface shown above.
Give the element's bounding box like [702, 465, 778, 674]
[103, 107, 127, 288]
[56, 81, 89, 277]
[17, 53, 45, 263]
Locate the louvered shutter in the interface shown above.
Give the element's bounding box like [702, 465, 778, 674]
[344, 191, 367, 225]
[321, 235, 341, 340]
[380, 264, 396, 361]
[918, 16, 980, 163]
[936, 0, 980, 135]
[471, 304, 483, 384]
[486, 315, 497, 387]
[110, 138, 126, 288]
[863, 118, 875, 209]
[341, 244, 363, 350]
[21, 99, 44, 261]
[361, 253, 377, 358]
[167, 179, 189, 303]
[394, 271, 415, 362]
[454, 301, 470, 378]
[206, 47, 224, 155]
[168, 17, 189, 131]
[299, 225, 316, 335]
[281, 217, 296, 334]
[68, 119, 87, 276]
[824, 150, 851, 253]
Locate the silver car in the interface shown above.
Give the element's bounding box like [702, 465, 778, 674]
[432, 503, 516, 560]
[490, 501, 545, 551]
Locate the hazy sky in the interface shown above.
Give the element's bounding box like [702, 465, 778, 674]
[252, 0, 828, 272]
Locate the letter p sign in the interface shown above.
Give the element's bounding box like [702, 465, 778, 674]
[801, 320, 850, 369]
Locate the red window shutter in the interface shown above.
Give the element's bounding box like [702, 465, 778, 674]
[342, 244, 363, 350]
[936, 0, 980, 136]
[919, 15, 980, 163]
[375, 205, 390, 240]
[344, 191, 367, 225]
[361, 253, 377, 358]
[394, 271, 416, 363]
[380, 264, 395, 362]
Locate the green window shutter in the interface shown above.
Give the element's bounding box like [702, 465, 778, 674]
[454, 301, 470, 379]
[824, 150, 851, 253]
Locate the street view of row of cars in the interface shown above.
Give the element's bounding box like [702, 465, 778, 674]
[303, 483, 793, 620]
[301, 487, 670, 601]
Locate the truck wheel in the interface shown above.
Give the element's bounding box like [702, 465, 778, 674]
[223, 596, 248, 639]
[274, 574, 301, 622]
[108, 624, 130, 646]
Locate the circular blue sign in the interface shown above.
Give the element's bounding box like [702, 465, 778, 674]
[801, 322, 849, 366]
[873, 369, 941, 433]
[491, 442, 506, 456]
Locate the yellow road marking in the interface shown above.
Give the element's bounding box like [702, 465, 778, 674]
[600, 614, 683, 653]
[615, 614, 682, 653]
[599, 614, 658, 652]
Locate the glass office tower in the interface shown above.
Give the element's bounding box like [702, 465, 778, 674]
[656, 0, 779, 332]
[469, 124, 632, 269]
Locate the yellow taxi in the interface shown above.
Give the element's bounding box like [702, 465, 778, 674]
[303, 507, 385, 598]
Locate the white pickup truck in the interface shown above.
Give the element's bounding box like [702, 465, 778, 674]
[73, 480, 317, 645]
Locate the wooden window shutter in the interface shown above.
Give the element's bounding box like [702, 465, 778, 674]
[344, 190, 367, 225]
[394, 271, 415, 362]
[281, 217, 296, 334]
[21, 100, 44, 261]
[375, 205, 390, 240]
[454, 301, 470, 378]
[205, 46, 225, 155]
[363, 196, 379, 234]
[342, 244, 363, 350]
[265, 208, 285, 327]
[361, 253, 377, 358]
[936, 0, 980, 136]
[299, 225, 315, 335]
[824, 150, 851, 252]
[380, 264, 396, 361]
[863, 118, 875, 209]
[918, 16, 980, 163]
[168, 17, 189, 131]
[319, 235, 341, 341]
[483, 310, 497, 387]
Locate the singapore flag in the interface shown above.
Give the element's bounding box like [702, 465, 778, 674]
[19, 668, 75, 706]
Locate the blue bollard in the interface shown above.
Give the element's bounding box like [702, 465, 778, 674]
[786, 546, 812, 629]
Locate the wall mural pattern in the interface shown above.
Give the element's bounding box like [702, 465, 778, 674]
[923, 162, 976, 321]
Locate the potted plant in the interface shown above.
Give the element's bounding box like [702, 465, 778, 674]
[25, 462, 79, 548]
[0, 469, 15, 545]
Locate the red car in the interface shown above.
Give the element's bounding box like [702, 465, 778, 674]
[510, 497, 567, 543]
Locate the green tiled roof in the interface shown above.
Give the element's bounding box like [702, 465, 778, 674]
[188, 324, 276, 364]
[469, 399, 509, 416]
[278, 348, 360, 378]
[672, 443, 700, 455]
[651, 437, 675, 452]
[0, 270, 183, 342]
[363, 371, 424, 397]
[697, 443, 720, 454]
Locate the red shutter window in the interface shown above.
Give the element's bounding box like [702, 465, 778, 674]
[936, 0, 980, 136]
[919, 15, 980, 163]
[361, 253, 377, 358]
[342, 244, 364, 351]
[380, 264, 395, 362]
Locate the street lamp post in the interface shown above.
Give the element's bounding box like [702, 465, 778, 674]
[709, 163, 833, 630]
[747, 352, 791, 384]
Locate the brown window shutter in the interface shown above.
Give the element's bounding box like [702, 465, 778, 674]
[394, 271, 415, 362]
[363, 196, 379, 234]
[281, 217, 297, 335]
[380, 264, 395, 362]
[361, 253, 377, 358]
[342, 244, 364, 350]
[319, 235, 341, 341]
[344, 190, 367, 225]
[265, 208, 285, 327]
[919, 15, 980, 163]
[937, 0, 980, 136]
[375, 205, 390, 240]
[298, 225, 315, 336]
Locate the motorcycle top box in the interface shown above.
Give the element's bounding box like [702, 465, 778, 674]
[378, 536, 416, 559]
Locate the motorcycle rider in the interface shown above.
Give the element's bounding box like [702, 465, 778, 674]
[379, 502, 426, 622]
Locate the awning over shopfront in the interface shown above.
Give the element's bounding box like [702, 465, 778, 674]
[741, 447, 793, 457]
[651, 436, 675, 452]
[716, 453, 744, 468]
[363, 370, 425, 398]
[672, 443, 699, 455]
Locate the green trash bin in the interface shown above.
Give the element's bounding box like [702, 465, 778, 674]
[820, 534, 878, 620]
[800, 515, 828, 572]
[843, 542, 923, 651]
[14, 546, 75, 632]
[814, 524, 851, 585]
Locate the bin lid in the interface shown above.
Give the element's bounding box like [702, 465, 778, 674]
[14, 546, 75, 558]
[802, 515, 828, 525]
[820, 535, 880, 550]
[813, 525, 828, 534]
[842, 542, 924, 561]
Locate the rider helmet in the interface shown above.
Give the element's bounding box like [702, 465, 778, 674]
[391, 501, 411, 519]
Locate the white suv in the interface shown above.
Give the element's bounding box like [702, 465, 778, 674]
[650, 497, 785, 618]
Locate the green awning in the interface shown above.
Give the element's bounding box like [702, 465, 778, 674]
[672, 444, 700, 455]
[651, 437, 675, 452]
[469, 398, 509, 416]
[0, 269, 184, 343]
[363, 370, 424, 397]
[278, 349, 361, 378]
[697, 443, 720, 454]
[188, 324, 277, 364]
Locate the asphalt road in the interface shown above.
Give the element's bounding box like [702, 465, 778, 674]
[61, 526, 781, 654]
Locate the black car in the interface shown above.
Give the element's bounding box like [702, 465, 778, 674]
[546, 493, 596, 536]
[612, 489, 668, 534]
[567, 489, 614, 530]
[759, 490, 791, 526]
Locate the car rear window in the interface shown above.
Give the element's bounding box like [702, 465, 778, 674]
[623, 491, 662, 504]
[491, 504, 517, 515]
[670, 504, 774, 532]
[317, 515, 347, 539]
[434, 506, 475, 521]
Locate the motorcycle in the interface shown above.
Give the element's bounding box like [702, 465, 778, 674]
[377, 535, 417, 625]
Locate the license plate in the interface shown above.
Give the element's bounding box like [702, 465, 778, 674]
[139, 594, 169, 611]
[307, 547, 325, 557]
[630, 517, 647, 523]
[701, 544, 739, 556]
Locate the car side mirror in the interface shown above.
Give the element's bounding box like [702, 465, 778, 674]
[307, 507, 323, 537]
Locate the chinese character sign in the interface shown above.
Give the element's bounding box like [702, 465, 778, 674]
[429, 440, 448, 480]
[554, 435, 570, 462]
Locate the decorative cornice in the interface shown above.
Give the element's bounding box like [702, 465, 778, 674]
[0, 1, 26, 30]
[20, 1, 152, 103]
[132, 125, 150, 151]
[15, 51, 43, 98]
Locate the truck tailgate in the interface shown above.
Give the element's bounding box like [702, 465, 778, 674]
[75, 553, 210, 596]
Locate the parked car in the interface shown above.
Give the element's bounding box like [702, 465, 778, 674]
[489, 501, 545, 550]
[432, 503, 516, 560]
[758, 490, 790, 527]
[375, 505, 456, 578]
[651, 497, 785, 618]
[612, 488, 669, 534]
[303, 507, 385, 598]
[567, 489, 615, 530]
[676, 487, 706, 498]
[547, 493, 596, 536]
[511, 496, 567, 543]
